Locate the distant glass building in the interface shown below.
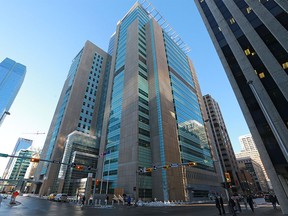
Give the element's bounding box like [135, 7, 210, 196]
[195, 0, 288, 212]
[0, 58, 26, 125]
[34, 40, 111, 195]
[97, 2, 219, 202]
[8, 149, 33, 180]
[2, 138, 33, 179]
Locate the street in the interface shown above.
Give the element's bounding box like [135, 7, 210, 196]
[0, 195, 283, 216]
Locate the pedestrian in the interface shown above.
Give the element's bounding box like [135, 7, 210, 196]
[215, 196, 222, 215]
[235, 198, 242, 212]
[82, 195, 86, 205]
[247, 195, 254, 212]
[127, 196, 131, 206]
[275, 195, 279, 205]
[228, 198, 236, 216]
[269, 195, 277, 209]
[219, 196, 225, 214]
[106, 195, 109, 205]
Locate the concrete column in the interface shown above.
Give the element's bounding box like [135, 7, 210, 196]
[85, 173, 93, 205]
[278, 175, 288, 198]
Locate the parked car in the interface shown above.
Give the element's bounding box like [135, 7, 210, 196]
[54, 193, 68, 202]
[47, 193, 57, 201]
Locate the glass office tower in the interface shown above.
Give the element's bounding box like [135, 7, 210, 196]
[195, 0, 288, 213]
[2, 138, 33, 179]
[97, 2, 219, 202]
[0, 58, 26, 125]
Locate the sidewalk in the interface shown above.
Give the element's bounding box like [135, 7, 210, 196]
[230, 206, 283, 216]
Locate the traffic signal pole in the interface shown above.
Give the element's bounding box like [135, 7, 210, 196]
[0, 153, 72, 166]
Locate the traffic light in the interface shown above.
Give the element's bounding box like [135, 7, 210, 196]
[30, 158, 40, 163]
[225, 172, 231, 183]
[75, 165, 84, 170]
[163, 165, 170, 169]
[188, 162, 197, 166]
[96, 179, 100, 186]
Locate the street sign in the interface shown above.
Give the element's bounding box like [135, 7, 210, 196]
[0, 153, 8, 157]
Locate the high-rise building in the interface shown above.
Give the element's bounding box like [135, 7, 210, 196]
[203, 94, 241, 191]
[239, 134, 257, 151]
[236, 155, 269, 192]
[0, 58, 26, 125]
[34, 40, 111, 195]
[97, 2, 220, 202]
[2, 138, 33, 179]
[237, 133, 271, 189]
[195, 0, 288, 212]
[8, 149, 33, 181]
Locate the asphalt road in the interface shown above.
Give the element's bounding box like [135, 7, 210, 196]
[0, 195, 283, 216]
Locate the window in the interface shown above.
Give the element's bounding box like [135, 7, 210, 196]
[258, 72, 265, 79]
[246, 7, 252, 14]
[244, 48, 251, 56]
[282, 62, 288, 69]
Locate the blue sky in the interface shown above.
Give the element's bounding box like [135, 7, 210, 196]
[0, 0, 250, 176]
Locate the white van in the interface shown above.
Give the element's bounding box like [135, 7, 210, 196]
[54, 193, 68, 202]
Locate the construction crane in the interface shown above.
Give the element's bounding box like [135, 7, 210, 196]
[22, 131, 45, 135]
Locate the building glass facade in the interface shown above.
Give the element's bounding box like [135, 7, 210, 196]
[2, 138, 33, 179]
[98, 2, 217, 202]
[57, 131, 98, 195]
[0, 58, 26, 125]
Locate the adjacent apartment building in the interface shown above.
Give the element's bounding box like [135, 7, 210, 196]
[0, 58, 26, 125]
[203, 94, 241, 191]
[195, 0, 288, 213]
